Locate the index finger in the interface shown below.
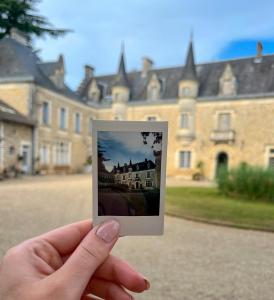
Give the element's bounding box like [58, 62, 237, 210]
[39, 220, 92, 255]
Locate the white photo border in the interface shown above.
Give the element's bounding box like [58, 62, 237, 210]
[92, 120, 168, 236]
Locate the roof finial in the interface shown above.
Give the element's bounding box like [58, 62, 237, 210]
[190, 29, 194, 42]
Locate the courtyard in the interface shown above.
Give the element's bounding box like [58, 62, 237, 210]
[0, 175, 274, 299]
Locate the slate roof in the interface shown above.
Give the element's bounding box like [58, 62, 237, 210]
[79, 49, 274, 102]
[2, 36, 274, 104]
[0, 100, 34, 126]
[113, 159, 156, 174]
[0, 37, 79, 101]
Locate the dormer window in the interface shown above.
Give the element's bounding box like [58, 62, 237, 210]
[219, 64, 237, 96]
[182, 87, 190, 97]
[147, 73, 161, 101]
[88, 79, 100, 102]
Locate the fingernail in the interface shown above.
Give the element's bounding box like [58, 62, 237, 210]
[144, 278, 150, 290]
[96, 220, 120, 243]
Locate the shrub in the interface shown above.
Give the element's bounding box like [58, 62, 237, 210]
[217, 163, 274, 202]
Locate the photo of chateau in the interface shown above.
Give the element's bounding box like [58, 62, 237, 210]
[97, 131, 162, 216]
[0, 30, 274, 180]
[113, 159, 157, 190]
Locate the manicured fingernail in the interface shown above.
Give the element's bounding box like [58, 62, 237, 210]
[144, 278, 150, 290]
[96, 220, 120, 243]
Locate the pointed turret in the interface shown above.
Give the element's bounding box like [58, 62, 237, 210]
[113, 44, 130, 88]
[181, 40, 197, 81]
[178, 37, 199, 99]
[111, 43, 130, 120]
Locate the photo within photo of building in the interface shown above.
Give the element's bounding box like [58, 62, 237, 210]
[98, 131, 163, 216]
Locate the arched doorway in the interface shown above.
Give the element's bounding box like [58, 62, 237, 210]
[216, 152, 228, 178]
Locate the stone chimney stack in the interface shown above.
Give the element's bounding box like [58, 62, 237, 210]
[10, 28, 29, 46]
[255, 41, 263, 63]
[141, 57, 154, 77]
[85, 65, 94, 80]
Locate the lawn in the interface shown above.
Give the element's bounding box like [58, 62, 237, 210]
[166, 187, 274, 231]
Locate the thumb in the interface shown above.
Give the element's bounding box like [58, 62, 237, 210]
[52, 220, 120, 297]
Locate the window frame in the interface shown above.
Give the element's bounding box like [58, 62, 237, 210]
[41, 101, 51, 126]
[179, 151, 192, 169]
[59, 107, 68, 130]
[74, 112, 82, 134]
[217, 112, 231, 131]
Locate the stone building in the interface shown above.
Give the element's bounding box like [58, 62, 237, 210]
[0, 100, 34, 175]
[0, 31, 274, 179]
[113, 159, 156, 190]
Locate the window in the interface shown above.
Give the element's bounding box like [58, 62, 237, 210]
[148, 86, 159, 100]
[9, 146, 15, 155]
[146, 180, 152, 187]
[123, 175, 126, 180]
[89, 118, 93, 136]
[42, 102, 50, 125]
[135, 173, 139, 179]
[74, 113, 81, 134]
[59, 107, 67, 130]
[147, 116, 157, 122]
[182, 87, 190, 97]
[128, 173, 132, 178]
[179, 151, 191, 168]
[218, 113, 231, 131]
[40, 144, 49, 165]
[180, 113, 189, 128]
[54, 142, 70, 166]
[147, 171, 151, 178]
[268, 148, 274, 169]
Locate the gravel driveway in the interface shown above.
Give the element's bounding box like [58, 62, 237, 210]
[0, 175, 274, 300]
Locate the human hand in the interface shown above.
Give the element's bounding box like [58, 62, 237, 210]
[0, 220, 150, 299]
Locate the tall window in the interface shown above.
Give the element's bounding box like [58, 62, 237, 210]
[89, 118, 93, 136]
[179, 151, 191, 168]
[40, 144, 49, 165]
[54, 142, 70, 166]
[218, 113, 231, 131]
[180, 113, 189, 128]
[59, 107, 67, 130]
[147, 171, 151, 178]
[146, 180, 152, 187]
[42, 102, 50, 125]
[268, 149, 274, 169]
[74, 113, 81, 134]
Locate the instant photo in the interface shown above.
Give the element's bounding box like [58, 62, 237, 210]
[92, 121, 168, 236]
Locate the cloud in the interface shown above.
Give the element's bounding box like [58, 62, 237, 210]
[34, 0, 274, 89]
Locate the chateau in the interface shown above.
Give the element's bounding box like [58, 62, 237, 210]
[0, 30, 274, 180]
[113, 159, 157, 190]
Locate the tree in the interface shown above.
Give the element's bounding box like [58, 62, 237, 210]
[0, 0, 70, 40]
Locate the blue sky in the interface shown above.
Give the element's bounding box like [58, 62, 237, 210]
[34, 0, 274, 89]
[98, 131, 157, 172]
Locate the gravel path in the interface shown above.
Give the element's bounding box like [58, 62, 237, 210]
[0, 175, 274, 300]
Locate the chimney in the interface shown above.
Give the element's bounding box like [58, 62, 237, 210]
[85, 65, 94, 80]
[141, 57, 154, 77]
[255, 41, 263, 63]
[10, 28, 29, 46]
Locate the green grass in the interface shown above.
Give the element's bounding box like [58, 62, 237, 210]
[166, 187, 274, 231]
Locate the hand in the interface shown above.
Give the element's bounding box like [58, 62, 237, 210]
[0, 220, 150, 299]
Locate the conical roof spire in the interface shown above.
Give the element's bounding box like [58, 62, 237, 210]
[181, 39, 197, 81]
[113, 42, 130, 88]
